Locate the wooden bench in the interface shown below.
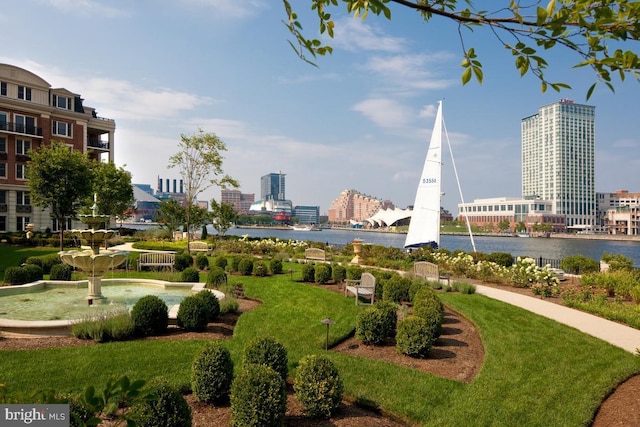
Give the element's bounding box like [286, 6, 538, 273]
[189, 241, 210, 253]
[305, 248, 327, 262]
[137, 252, 176, 271]
[414, 261, 451, 285]
[344, 272, 376, 305]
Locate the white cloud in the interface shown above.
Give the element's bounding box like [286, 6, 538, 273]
[365, 53, 456, 90]
[352, 98, 412, 128]
[332, 17, 406, 53]
[177, 0, 267, 18]
[37, 0, 127, 18]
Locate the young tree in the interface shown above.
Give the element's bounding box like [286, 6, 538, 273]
[283, 1, 640, 98]
[498, 219, 511, 232]
[155, 199, 185, 239]
[90, 161, 135, 227]
[168, 129, 238, 251]
[210, 200, 238, 236]
[188, 204, 211, 238]
[26, 141, 94, 250]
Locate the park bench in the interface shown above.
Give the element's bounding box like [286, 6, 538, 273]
[305, 247, 328, 262]
[137, 252, 176, 271]
[414, 261, 451, 286]
[189, 241, 210, 254]
[344, 272, 376, 305]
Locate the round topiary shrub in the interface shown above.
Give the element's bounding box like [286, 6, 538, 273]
[230, 364, 286, 427]
[396, 315, 436, 358]
[194, 289, 220, 322]
[382, 275, 411, 303]
[355, 307, 387, 345]
[252, 260, 268, 277]
[227, 256, 239, 273]
[42, 253, 62, 274]
[270, 258, 283, 275]
[130, 379, 192, 427]
[374, 300, 398, 338]
[412, 288, 444, 337]
[191, 341, 234, 404]
[176, 295, 209, 331]
[195, 253, 209, 270]
[242, 336, 288, 381]
[49, 264, 72, 281]
[294, 354, 344, 418]
[22, 264, 43, 282]
[314, 263, 332, 284]
[174, 252, 194, 272]
[206, 266, 227, 288]
[213, 256, 228, 270]
[345, 265, 363, 280]
[409, 279, 430, 302]
[332, 264, 346, 284]
[131, 295, 169, 337]
[180, 267, 200, 283]
[238, 257, 254, 276]
[301, 264, 315, 282]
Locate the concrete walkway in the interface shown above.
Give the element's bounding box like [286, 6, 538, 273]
[476, 285, 640, 354]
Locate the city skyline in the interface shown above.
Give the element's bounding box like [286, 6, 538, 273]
[3, 1, 639, 215]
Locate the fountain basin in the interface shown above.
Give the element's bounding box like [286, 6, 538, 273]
[59, 248, 127, 272]
[0, 278, 225, 336]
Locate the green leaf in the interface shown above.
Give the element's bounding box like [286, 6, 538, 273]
[461, 67, 472, 85]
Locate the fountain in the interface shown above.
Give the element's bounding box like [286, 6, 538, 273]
[58, 195, 127, 301]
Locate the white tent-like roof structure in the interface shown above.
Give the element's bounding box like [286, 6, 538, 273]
[364, 207, 411, 227]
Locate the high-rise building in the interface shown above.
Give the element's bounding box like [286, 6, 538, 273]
[521, 99, 596, 229]
[221, 189, 255, 215]
[261, 172, 286, 201]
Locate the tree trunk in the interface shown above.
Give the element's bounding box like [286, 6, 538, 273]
[59, 217, 65, 251]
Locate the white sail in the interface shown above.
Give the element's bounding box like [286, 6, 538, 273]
[404, 100, 443, 249]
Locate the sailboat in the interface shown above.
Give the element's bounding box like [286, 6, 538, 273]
[404, 101, 476, 251]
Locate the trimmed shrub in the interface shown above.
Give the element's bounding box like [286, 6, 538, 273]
[41, 253, 63, 274]
[375, 300, 398, 337]
[49, 264, 72, 281]
[131, 379, 192, 427]
[230, 364, 286, 427]
[560, 254, 600, 275]
[332, 264, 346, 284]
[174, 252, 193, 272]
[206, 266, 227, 288]
[409, 279, 430, 302]
[194, 289, 220, 322]
[382, 275, 411, 303]
[294, 354, 344, 419]
[396, 315, 436, 358]
[486, 252, 515, 267]
[270, 258, 283, 275]
[176, 295, 209, 331]
[355, 307, 387, 345]
[413, 288, 444, 337]
[195, 253, 209, 270]
[238, 257, 254, 276]
[345, 265, 363, 280]
[3, 266, 28, 285]
[191, 341, 234, 404]
[253, 260, 269, 277]
[213, 255, 228, 270]
[180, 267, 200, 283]
[25, 256, 44, 270]
[301, 264, 315, 282]
[314, 263, 332, 284]
[131, 295, 169, 337]
[227, 256, 239, 273]
[242, 336, 289, 381]
[22, 264, 44, 282]
[72, 310, 135, 342]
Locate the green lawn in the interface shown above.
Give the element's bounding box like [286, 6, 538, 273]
[2, 263, 640, 426]
[0, 245, 60, 279]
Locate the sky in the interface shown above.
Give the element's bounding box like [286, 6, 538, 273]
[1, 1, 639, 215]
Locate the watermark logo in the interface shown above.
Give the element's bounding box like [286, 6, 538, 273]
[1, 404, 69, 426]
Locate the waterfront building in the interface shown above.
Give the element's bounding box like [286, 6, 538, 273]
[0, 63, 115, 233]
[327, 189, 393, 224]
[293, 205, 320, 225]
[261, 172, 286, 201]
[458, 197, 566, 233]
[521, 99, 596, 230]
[221, 189, 255, 215]
[132, 185, 161, 221]
[597, 190, 640, 235]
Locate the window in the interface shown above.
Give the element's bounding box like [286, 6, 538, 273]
[0, 163, 5, 178]
[52, 120, 72, 137]
[14, 115, 36, 135]
[16, 164, 26, 180]
[16, 216, 30, 231]
[0, 82, 6, 96]
[16, 139, 30, 155]
[0, 137, 5, 153]
[17, 191, 30, 205]
[0, 190, 5, 204]
[17, 86, 31, 101]
[0, 216, 5, 231]
[0, 112, 6, 130]
[53, 94, 71, 110]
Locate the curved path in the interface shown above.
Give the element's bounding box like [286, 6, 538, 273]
[476, 285, 640, 353]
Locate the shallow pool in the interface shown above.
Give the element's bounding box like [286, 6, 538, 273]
[0, 283, 194, 321]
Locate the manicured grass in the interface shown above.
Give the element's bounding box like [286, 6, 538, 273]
[3, 263, 640, 426]
[0, 245, 59, 280]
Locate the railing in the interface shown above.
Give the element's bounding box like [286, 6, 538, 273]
[0, 204, 7, 213]
[0, 122, 43, 137]
[88, 139, 109, 149]
[15, 205, 32, 213]
[534, 257, 561, 269]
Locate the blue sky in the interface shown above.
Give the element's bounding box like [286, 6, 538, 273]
[2, 1, 638, 215]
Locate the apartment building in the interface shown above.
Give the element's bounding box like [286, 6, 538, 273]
[221, 189, 255, 215]
[0, 64, 115, 233]
[521, 99, 596, 230]
[328, 189, 393, 224]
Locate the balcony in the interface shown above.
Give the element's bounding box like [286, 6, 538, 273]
[0, 204, 6, 213]
[0, 122, 43, 137]
[88, 138, 109, 150]
[16, 204, 32, 213]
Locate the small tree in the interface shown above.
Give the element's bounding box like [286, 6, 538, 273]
[210, 200, 237, 236]
[91, 161, 134, 226]
[26, 141, 94, 250]
[155, 199, 185, 240]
